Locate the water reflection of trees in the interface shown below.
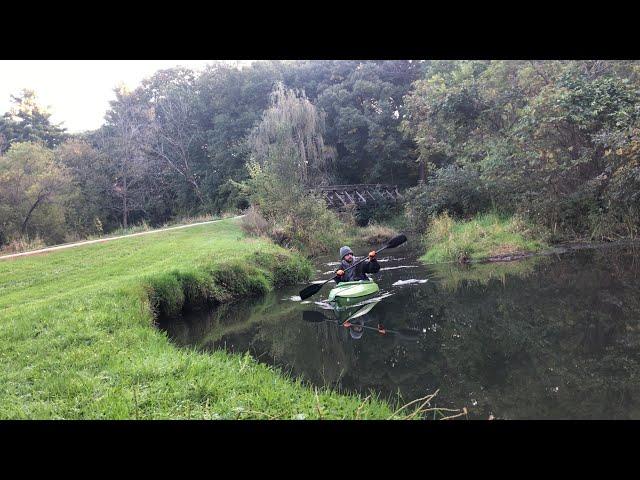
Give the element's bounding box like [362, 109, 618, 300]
[411, 248, 640, 419]
[162, 247, 640, 419]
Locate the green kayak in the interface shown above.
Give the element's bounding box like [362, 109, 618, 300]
[327, 280, 380, 304]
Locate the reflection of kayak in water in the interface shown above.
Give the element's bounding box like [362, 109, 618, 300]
[326, 279, 384, 324]
[332, 297, 380, 324]
[302, 302, 380, 339]
[302, 303, 422, 341]
[320, 281, 388, 337]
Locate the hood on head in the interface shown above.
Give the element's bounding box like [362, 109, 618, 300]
[339, 246, 354, 259]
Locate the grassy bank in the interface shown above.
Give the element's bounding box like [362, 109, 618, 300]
[0, 218, 398, 419]
[421, 213, 547, 263]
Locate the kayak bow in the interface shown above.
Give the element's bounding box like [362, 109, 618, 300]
[327, 280, 380, 303]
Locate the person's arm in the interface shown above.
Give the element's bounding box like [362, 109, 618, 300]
[362, 251, 380, 274]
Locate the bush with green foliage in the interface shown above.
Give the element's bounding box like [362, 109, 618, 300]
[245, 162, 344, 254]
[354, 197, 403, 227]
[404, 166, 491, 231]
[403, 60, 640, 240]
[210, 179, 250, 213]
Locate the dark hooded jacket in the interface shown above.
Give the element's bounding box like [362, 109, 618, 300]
[336, 256, 380, 284]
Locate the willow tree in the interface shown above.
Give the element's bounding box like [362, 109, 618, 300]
[245, 83, 343, 253]
[248, 83, 334, 187]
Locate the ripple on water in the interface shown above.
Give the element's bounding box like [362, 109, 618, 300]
[375, 257, 405, 263]
[325, 256, 403, 267]
[380, 265, 418, 271]
[314, 301, 335, 310]
[392, 279, 429, 286]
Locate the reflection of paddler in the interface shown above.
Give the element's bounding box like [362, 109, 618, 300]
[341, 306, 379, 341]
[302, 308, 422, 342]
[303, 301, 384, 341]
[347, 318, 365, 340]
[332, 298, 379, 324]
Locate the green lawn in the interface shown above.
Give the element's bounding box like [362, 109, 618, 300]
[0, 218, 396, 419]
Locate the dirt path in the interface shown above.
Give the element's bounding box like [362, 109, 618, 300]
[0, 216, 244, 261]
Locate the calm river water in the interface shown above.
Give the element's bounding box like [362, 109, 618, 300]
[158, 242, 640, 419]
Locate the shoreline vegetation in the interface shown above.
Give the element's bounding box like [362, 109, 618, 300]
[0, 217, 447, 419]
[418, 212, 639, 266]
[420, 213, 548, 264]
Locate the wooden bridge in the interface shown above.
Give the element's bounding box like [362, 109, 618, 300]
[313, 184, 403, 208]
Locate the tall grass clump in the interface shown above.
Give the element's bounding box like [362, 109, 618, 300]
[240, 205, 270, 237]
[421, 212, 547, 263]
[0, 234, 46, 255]
[356, 222, 399, 246]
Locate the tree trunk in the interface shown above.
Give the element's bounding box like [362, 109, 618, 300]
[190, 178, 205, 206]
[21, 194, 45, 236]
[123, 175, 128, 229]
[418, 159, 425, 184]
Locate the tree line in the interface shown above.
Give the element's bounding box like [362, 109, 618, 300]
[1, 60, 638, 248]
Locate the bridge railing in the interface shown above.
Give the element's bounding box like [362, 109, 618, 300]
[311, 184, 403, 208]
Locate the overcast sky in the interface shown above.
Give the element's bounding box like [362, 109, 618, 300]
[0, 60, 254, 133]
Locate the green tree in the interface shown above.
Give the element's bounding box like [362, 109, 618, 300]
[100, 86, 159, 229]
[403, 60, 640, 239]
[194, 62, 284, 210]
[313, 60, 424, 185]
[0, 142, 73, 244]
[0, 89, 67, 153]
[137, 68, 206, 210]
[56, 139, 111, 236]
[246, 83, 342, 253]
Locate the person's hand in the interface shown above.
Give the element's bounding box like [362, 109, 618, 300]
[368, 250, 376, 259]
[336, 269, 345, 276]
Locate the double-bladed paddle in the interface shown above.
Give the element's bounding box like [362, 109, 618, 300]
[298, 234, 407, 301]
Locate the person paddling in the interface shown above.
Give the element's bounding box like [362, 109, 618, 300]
[335, 246, 380, 284]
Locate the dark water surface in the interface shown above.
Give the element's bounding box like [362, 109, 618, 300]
[158, 243, 640, 419]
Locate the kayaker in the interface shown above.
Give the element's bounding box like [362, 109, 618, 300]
[335, 246, 380, 284]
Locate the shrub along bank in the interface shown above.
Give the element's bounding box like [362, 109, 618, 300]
[0, 218, 400, 419]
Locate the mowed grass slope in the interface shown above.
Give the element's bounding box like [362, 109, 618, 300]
[0, 219, 394, 419]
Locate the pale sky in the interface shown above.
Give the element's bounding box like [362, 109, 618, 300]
[0, 60, 255, 133]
